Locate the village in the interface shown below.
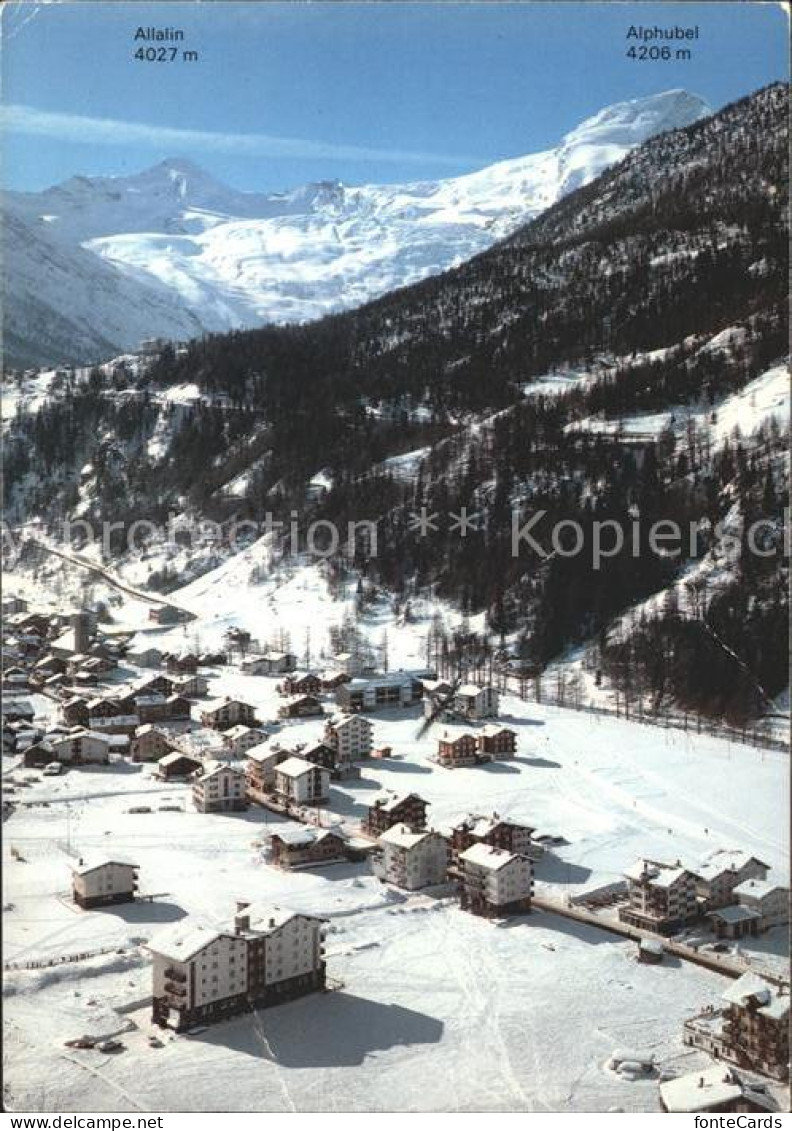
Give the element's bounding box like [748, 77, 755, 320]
[2, 588, 789, 1114]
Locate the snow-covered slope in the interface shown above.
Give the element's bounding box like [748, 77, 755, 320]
[3, 91, 709, 365]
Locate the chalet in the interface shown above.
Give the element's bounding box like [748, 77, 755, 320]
[2, 666, 30, 691]
[127, 646, 164, 668]
[732, 879, 789, 931]
[33, 654, 68, 678]
[270, 828, 347, 870]
[437, 727, 478, 768]
[88, 712, 139, 737]
[131, 724, 174, 763]
[454, 683, 499, 720]
[201, 698, 257, 730]
[278, 695, 324, 719]
[365, 792, 430, 838]
[718, 973, 790, 1081]
[135, 694, 172, 723]
[192, 761, 248, 813]
[324, 712, 373, 762]
[165, 652, 199, 675]
[132, 674, 174, 697]
[170, 673, 209, 698]
[24, 728, 111, 767]
[281, 671, 322, 697]
[619, 859, 702, 935]
[459, 844, 533, 917]
[335, 672, 423, 712]
[697, 850, 771, 909]
[274, 757, 330, 806]
[320, 670, 350, 691]
[242, 652, 296, 675]
[448, 813, 536, 874]
[376, 824, 448, 891]
[62, 695, 90, 727]
[71, 858, 138, 909]
[157, 751, 202, 780]
[476, 725, 517, 759]
[245, 744, 287, 802]
[301, 742, 340, 774]
[166, 694, 192, 721]
[660, 1067, 779, 1114]
[222, 725, 268, 758]
[1, 698, 35, 724]
[148, 606, 189, 626]
[150, 904, 326, 1031]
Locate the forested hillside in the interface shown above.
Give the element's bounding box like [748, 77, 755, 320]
[4, 83, 788, 721]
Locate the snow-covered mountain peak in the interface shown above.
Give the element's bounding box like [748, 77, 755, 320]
[5, 89, 712, 366]
[562, 90, 710, 150]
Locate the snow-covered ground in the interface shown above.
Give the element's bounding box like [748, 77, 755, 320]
[3, 681, 788, 1111]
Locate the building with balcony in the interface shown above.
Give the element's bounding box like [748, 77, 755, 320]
[274, 757, 330, 806]
[619, 859, 701, 935]
[71, 858, 139, 909]
[696, 850, 771, 910]
[149, 904, 326, 1031]
[200, 697, 257, 730]
[459, 844, 533, 917]
[448, 814, 536, 875]
[376, 824, 448, 891]
[453, 684, 499, 720]
[364, 791, 430, 838]
[192, 761, 248, 813]
[324, 712, 373, 763]
[436, 727, 478, 768]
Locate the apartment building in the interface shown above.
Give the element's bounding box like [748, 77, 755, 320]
[364, 792, 430, 838]
[619, 859, 701, 935]
[459, 844, 533, 917]
[274, 757, 330, 806]
[192, 761, 248, 813]
[324, 712, 373, 762]
[376, 824, 448, 891]
[150, 904, 326, 1031]
[71, 858, 139, 908]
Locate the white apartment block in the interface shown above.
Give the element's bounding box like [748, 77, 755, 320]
[192, 761, 248, 813]
[71, 858, 139, 908]
[376, 823, 448, 891]
[324, 712, 373, 762]
[274, 757, 330, 805]
[459, 844, 533, 916]
[150, 904, 325, 1030]
[453, 684, 499, 720]
[619, 859, 701, 935]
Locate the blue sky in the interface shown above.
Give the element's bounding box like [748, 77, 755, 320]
[2, 2, 788, 192]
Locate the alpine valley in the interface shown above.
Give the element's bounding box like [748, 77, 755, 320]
[3, 90, 709, 369]
[3, 83, 789, 728]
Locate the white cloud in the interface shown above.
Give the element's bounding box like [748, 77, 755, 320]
[1, 104, 481, 167]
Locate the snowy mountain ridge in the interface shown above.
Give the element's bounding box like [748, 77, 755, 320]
[3, 90, 710, 366]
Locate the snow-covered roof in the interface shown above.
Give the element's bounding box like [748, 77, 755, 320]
[224, 724, 259, 740]
[460, 843, 518, 871]
[699, 849, 770, 877]
[148, 923, 228, 962]
[722, 972, 789, 1020]
[246, 742, 276, 763]
[660, 1067, 744, 1113]
[273, 827, 343, 848]
[159, 751, 200, 767]
[480, 724, 516, 738]
[708, 905, 762, 925]
[71, 856, 138, 876]
[328, 712, 371, 730]
[276, 756, 322, 779]
[378, 823, 434, 849]
[198, 760, 244, 781]
[733, 878, 788, 901]
[439, 726, 478, 743]
[456, 683, 489, 697]
[373, 791, 425, 813]
[241, 904, 324, 935]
